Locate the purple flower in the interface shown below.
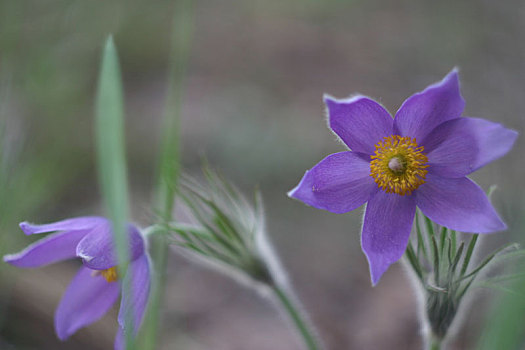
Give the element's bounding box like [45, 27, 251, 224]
[3, 216, 150, 349]
[288, 70, 517, 285]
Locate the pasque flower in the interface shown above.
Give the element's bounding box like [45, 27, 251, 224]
[3, 216, 150, 349]
[288, 70, 517, 285]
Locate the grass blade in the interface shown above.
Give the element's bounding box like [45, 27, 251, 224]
[142, 1, 193, 348]
[95, 36, 133, 349]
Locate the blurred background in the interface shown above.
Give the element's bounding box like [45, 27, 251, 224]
[1, 0, 524, 349]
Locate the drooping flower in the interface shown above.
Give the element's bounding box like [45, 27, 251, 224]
[3, 216, 150, 349]
[288, 70, 517, 285]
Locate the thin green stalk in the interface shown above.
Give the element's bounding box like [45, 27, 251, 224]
[450, 230, 457, 255]
[415, 213, 428, 261]
[405, 243, 423, 281]
[439, 226, 447, 255]
[460, 234, 478, 276]
[272, 286, 321, 350]
[141, 1, 193, 349]
[431, 235, 440, 285]
[95, 36, 134, 350]
[429, 336, 442, 350]
[448, 242, 465, 278]
[424, 213, 435, 237]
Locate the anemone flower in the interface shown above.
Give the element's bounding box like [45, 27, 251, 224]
[288, 70, 517, 285]
[4, 216, 150, 349]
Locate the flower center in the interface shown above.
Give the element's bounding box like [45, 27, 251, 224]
[387, 156, 405, 174]
[370, 135, 428, 195]
[93, 267, 118, 283]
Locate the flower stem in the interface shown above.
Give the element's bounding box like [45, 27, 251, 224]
[272, 286, 321, 350]
[428, 335, 442, 350]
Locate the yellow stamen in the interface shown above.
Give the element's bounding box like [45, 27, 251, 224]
[100, 267, 118, 283]
[370, 135, 429, 195]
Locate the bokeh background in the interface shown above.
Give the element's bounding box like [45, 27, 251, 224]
[1, 0, 524, 349]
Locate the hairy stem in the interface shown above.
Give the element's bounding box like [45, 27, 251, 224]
[272, 286, 322, 350]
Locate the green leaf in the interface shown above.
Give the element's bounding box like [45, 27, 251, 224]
[95, 36, 133, 350]
[424, 213, 435, 237]
[458, 243, 517, 282]
[405, 243, 423, 281]
[415, 213, 428, 261]
[431, 235, 440, 285]
[448, 242, 464, 279]
[439, 226, 447, 256]
[444, 236, 451, 267]
[450, 230, 457, 255]
[477, 274, 525, 350]
[479, 272, 525, 285]
[460, 234, 478, 277]
[457, 275, 475, 300]
[475, 282, 525, 298]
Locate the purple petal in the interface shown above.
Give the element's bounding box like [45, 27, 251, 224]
[19, 216, 106, 235]
[324, 95, 393, 155]
[415, 174, 506, 233]
[421, 118, 478, 178]
[55, 266, 120, 340]
[288, 151, 377, 214]
[455, 117, 517, 173]
[76, 223, 145, 270]
[422, 117, 517, 178]
[118, 255, 151, 334]
[362, 191, 416, 285]
[4, 230, 90, 268]
[394, 70, 465, 142]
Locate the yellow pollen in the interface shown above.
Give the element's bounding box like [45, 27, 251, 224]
[100, 267, 118, 283]
[370, 135, 429, 195]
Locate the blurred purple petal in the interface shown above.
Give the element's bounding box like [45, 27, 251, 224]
[416, 174, 506, 233]
[394, 70, 465, 142]
[362, 191, 416, 285]
[288, 151, 376, 214]
[3, 230, 90, 268]
[19, 217, 106, 235]
[114, 328, 124, 350]
[76, 223, 144, 270]
[325, 95, 393, 155]
[55, 266, 120, 340]
[422, 118, 478, 178]
[118, 254, 150, 333]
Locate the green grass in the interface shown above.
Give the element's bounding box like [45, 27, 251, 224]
[141, 1, 193, 348]
[94, 36, 133, 350]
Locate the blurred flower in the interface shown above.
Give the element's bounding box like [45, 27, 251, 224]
[3, 217, 150, 350]
[288, 70, 517, 285]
